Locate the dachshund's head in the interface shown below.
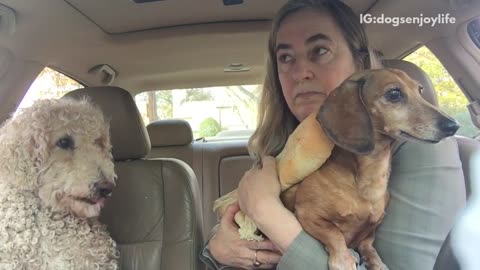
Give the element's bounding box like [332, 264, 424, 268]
[317, 68, 459, 155]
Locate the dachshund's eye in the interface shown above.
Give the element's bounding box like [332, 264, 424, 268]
[419, 85, 424, 94]
[384, 88, 404, 103]
[56, 136, 75, 150]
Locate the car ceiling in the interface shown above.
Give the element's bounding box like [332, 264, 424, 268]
[0, 0, 479, 95]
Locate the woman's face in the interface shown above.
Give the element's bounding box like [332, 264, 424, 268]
[276, 9, 358, 121]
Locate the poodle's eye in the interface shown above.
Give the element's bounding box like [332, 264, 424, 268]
[384, 88, 404, 103]
[56, 136, 75, 150]
[95, 137, 105, 149]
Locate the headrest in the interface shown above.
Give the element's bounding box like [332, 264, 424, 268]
[147, 119, 193, 147]
[382, 59, 439, 106]
[64, 86, 151, 161]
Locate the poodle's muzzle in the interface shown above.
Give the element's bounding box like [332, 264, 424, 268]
[77, 179, 116, 206]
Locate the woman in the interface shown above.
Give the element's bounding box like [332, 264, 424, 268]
[201, 0, 466, 269]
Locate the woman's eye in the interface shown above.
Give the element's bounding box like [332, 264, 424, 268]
[313, 47, 328, 57]
[56, 135, 75, 150]
[384, 88, 404, 103]
[277, 54, 293, 64]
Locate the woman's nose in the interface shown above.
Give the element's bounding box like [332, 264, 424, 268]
[292, 59, 314, 82]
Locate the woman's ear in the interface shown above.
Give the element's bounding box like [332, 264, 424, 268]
[317, 72, 374, 155]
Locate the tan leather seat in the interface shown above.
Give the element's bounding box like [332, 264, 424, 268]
[147, 119, 194, 164]
[146, 119, 204, 193]
[146, 119, 254, 237]
[383, 59, 480, 270]
[64, 87, 204, 270]
[201, 140, 253, 237]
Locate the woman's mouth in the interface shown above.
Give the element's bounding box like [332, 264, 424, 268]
[296, 91, 326, 99]
[295, 91, 327, 103]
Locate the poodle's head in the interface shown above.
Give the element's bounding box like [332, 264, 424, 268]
[0, 98, 116, 218]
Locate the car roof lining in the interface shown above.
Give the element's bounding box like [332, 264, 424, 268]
[0, 0, 479, 95]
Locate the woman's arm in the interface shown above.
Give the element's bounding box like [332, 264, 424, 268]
[237, 156, 302, 252]
[277, 230, 330, 270]
[237, 156, 330, 269]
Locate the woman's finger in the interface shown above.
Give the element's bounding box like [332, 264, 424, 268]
[246, 239, 279, 252]
[220, 203, 240, 228]
[256, 249, 282, 265]
[238, 249, 280, 270]
[261, 156, 277, 170]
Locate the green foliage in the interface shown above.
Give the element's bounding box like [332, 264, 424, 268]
[198, 117, 221, 137]
[404, 46, 478, 137]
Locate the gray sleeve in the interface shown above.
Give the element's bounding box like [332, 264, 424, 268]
[277, 230, 329, 270]
[375, 138, 467, 270]
[199, 242, 230, 270]
[199, 224, 232, 270]
[277, 231, 369, 270]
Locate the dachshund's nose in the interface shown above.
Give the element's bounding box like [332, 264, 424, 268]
[94, 181, 115, 198]
[439, 119, 460, 136]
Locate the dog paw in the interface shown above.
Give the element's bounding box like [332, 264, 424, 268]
[328, 250, 357, 270]
[365, 261, 389, 270]
[361, 253, 388, 270]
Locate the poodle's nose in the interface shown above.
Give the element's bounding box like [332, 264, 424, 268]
[94, 181, 115, 198]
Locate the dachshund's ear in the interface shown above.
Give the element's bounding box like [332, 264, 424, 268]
[317, 72, 374, 155]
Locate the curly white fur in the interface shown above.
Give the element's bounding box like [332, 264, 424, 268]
[0, 98, 118, 270]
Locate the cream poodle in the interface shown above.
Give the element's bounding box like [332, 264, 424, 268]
[0, 98, 118, 269]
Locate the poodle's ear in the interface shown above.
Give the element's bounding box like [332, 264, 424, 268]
[317, 71, 375, 155]
[29, 125, 50, 168]
[0, 119, 49, 190]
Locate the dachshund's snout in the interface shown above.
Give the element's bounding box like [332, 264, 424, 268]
[94, 181, 115, 198]
[438, 118, 460, 136]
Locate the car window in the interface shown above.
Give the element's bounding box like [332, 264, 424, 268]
[135, 85, 260, 139]
[17, 67, 84, 111]
[404, 46, 479, 138]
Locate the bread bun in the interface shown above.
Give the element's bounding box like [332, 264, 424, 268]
[276, 112, 334, 190]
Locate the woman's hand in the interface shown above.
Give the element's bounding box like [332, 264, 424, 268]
[237, 156, 303, 253]
[209, 203, 282, 269]
[238, 156, 282, 222]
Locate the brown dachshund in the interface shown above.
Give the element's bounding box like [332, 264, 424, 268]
[280, 68, 459, 270]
